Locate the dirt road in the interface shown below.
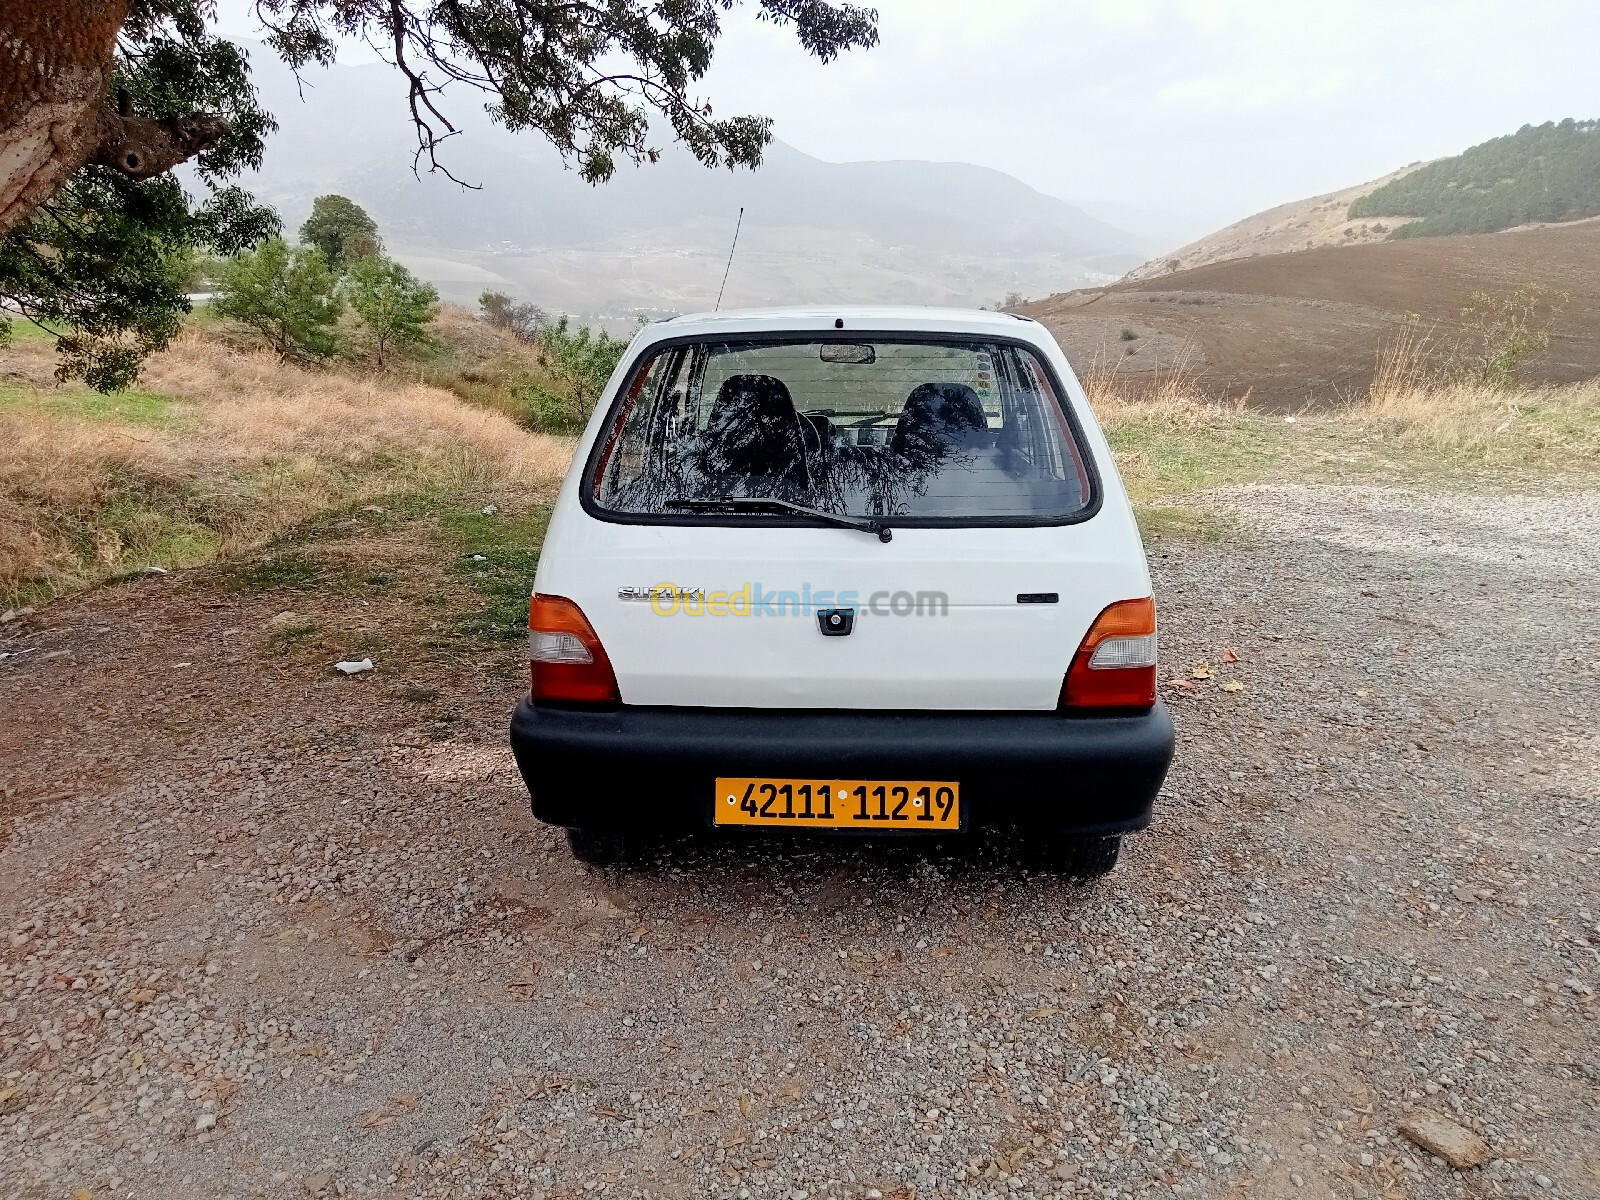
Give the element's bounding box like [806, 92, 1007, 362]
[2, 486, 1597, 1200]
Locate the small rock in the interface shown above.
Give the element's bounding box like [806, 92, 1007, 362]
[195, 1113, 216, 1131]
[481, 504, 498, 515]
[0, 606, 35, 624]
[267, 611, 307, 630]
[1398, 1110, 1490, 1169]
[143, 565, 169, 575]
[303, 1171, 333, 1195]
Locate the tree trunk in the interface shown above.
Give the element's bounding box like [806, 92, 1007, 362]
[0, 0, 128, 234]
[0, 0, 227, 238]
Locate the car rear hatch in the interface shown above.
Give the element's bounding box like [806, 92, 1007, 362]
[537, 330, 1152, 711]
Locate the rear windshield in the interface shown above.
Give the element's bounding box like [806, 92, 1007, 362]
[588, 337, 1093, 523]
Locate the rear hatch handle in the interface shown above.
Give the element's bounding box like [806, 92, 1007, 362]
[664, 497, 893, 543]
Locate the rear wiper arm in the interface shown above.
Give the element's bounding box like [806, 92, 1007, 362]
[664, 497, 893, 543]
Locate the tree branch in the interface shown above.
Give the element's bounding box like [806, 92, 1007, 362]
[89, 108, 229, 180]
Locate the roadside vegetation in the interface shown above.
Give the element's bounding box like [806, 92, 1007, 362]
[0, 198, 637, 608]
[4, 263, 1596, 611]
[1088, 297, 1600, 539]
[0, 327, 570, 607]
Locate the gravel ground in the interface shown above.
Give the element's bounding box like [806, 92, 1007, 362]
[2, 484, 1597, 1200]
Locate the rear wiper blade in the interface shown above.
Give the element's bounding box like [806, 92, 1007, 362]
[664, 497, 892, 543]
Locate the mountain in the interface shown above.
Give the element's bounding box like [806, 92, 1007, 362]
[1121, 169, 1415, 283]
[1350, 118, 1600, 237]
[1124, 118, 1600, 283]
[220, 48, 1147, 315]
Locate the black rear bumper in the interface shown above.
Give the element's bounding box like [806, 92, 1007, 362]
[508, 700, 1174, 836]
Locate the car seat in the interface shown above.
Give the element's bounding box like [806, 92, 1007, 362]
[697, 374, 812, 492]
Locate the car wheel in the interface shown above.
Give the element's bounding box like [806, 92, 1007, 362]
[1041, 834, 1122, 878]
[565, 827, 631, 867]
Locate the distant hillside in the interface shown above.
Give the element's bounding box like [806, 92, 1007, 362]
[1021, 221, 1600, 409]
[222, 47, 1149, 315]
[1122, 170, 1411, 282]
[1351, 119, 1600, 237]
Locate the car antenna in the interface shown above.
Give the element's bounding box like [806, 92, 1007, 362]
[715, 207, 744, 311]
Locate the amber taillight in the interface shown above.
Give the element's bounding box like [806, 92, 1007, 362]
[1060, 597, 1158, 711]
[527, 594, 621, 706]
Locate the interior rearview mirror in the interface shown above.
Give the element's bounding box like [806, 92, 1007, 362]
[819, 343, 876, 365]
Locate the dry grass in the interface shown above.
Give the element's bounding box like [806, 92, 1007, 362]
[1360, 315, 1600, 465]
[1084, 336, 1600, 538]
[409, 306, 572, 430]
[0, 331, 573, 605]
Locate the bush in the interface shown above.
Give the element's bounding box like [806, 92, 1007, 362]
[1457, 287, 1566, 387]
[345, 256, 440, 365]
[479, 290, 545, 341]
[520, 315, 628, 433]
[214, 239, 342, 361]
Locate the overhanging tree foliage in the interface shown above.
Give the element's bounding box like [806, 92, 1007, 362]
[0, 0, 879, 388]
[0, 1, 279, 388]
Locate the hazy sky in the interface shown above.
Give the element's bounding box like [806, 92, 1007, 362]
[218, 0, 1600, 232]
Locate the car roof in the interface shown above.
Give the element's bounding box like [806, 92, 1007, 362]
[640, 305, 1042, 342]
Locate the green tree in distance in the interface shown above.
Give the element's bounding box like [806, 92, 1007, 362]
[0, 2, 878, 388]
[300, 195, 382, 271]
[346, 256, 440, 365]
[1352, 119, 1600, 238]
[214, 238, 342, 362]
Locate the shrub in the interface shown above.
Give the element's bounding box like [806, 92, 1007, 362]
[520, 315, 628, 433]
[214, 238, 342, 361]
[479, 290, 545, 341]
[345, 256, 440, 365]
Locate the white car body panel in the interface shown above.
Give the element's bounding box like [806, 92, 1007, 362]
[533, 306, 1152, 711]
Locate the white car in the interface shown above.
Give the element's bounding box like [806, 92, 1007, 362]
[509, 307, 1173, 874]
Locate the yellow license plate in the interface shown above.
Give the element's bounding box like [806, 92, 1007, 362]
[714, 778, 960, 830]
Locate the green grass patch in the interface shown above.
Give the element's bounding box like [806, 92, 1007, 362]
[1, 317, 62, 344]
[221, 552, 325, 594]
[1131, 503, 1237, 543]
[0, 380, 177, 428]
[434, 503, 552, 643]
[262, 619, 321, 654]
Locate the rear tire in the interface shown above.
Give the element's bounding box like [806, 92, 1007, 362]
[565, 827, 631, 867]
[1040, 833, 1122, 878]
